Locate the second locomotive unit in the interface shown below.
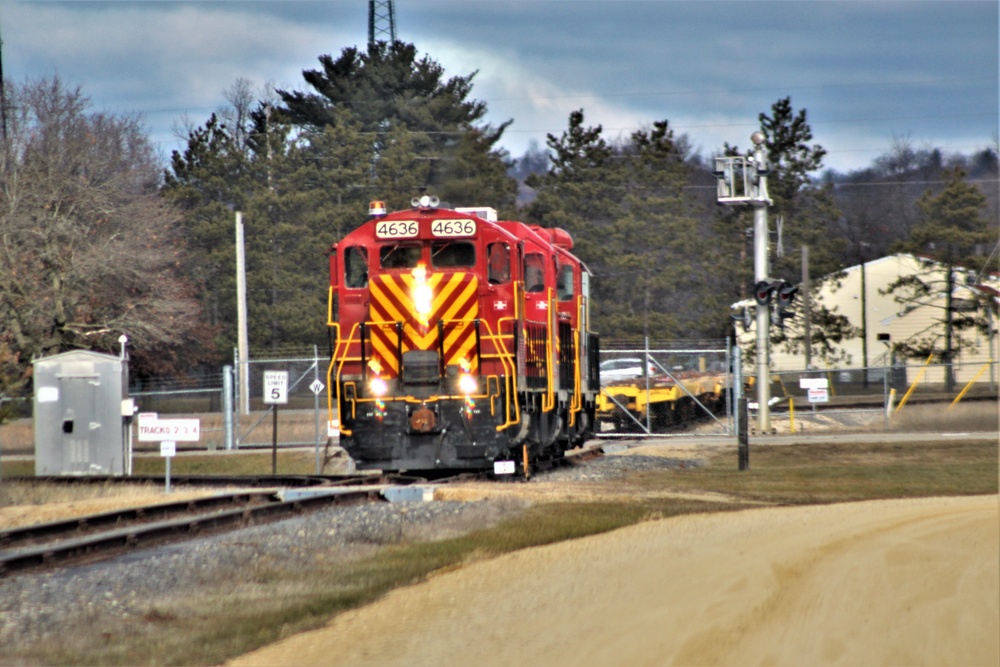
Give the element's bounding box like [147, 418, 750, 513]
[326, 195, 600, 475]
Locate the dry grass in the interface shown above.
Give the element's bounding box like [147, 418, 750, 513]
[890, 399, 998, 432]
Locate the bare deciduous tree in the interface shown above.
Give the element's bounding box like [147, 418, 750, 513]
[0, 76, 209, 380]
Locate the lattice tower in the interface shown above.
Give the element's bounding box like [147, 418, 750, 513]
[368, 0, 397, 47]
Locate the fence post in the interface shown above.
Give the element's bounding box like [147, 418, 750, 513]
[883, 360, 889, 432]
[223, 365, 234, 450]
[732, 345, 742, 442]
[738, 397, 749, 471]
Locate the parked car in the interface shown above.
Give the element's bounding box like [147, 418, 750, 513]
[600, 357, 655, 385]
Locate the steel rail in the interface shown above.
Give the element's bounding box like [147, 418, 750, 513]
[0, 487, 381, 578]
[15, 473, 388, 488]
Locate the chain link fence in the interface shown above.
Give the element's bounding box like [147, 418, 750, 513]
[4, 346, 994, 454]
[750, 358, 998, 434]
[597, 340, 733, 438]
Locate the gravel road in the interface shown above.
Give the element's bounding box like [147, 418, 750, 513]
[229, 494, 1000, 667]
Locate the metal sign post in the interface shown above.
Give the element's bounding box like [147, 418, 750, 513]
[160, 441, 176, 493]
[263, 370, 289, 475]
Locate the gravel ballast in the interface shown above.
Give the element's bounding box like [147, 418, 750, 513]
[0, 450, 693, 654]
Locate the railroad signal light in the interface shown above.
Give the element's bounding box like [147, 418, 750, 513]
[754, 280, 775, 306]
[776, 281, 798, 308]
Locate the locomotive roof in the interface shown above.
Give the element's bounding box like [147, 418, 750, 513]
[337, 202, 590, 274]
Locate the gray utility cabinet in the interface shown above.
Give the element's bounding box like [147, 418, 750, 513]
[33, 350, 130, 475]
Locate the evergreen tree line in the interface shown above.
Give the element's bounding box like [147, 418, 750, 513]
[1, 41, 996, 405]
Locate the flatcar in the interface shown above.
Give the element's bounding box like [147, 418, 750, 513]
[326, 195, 600, 476]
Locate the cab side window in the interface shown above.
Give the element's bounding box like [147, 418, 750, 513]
[487, 243, 511, 284]
[557, 264, 574, 301]
[524, 253, 545, 292]
[344, 246, 368, 288]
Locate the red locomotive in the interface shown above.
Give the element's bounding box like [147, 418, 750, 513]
[326, 195, 600, 475]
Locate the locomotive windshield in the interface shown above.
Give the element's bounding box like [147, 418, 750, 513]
[380, 244, 422, 269]
[431, 241, 475, 268]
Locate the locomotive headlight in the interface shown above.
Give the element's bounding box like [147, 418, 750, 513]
[369, 376, 389, 397]
[411, 264, 433, 327]
[457, 373, 478, 395]
[414, 283, 433, 320]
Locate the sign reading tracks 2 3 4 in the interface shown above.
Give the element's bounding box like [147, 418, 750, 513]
[137, 414, 201, 442]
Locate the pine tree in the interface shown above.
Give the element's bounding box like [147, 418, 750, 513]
[277, 41, 516, 210]
[759, 97, 844, 280]
[883, 168, 998, 388]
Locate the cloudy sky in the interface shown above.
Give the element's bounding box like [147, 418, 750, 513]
[2, 0, 997, 174]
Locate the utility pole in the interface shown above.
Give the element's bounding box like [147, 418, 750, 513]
[713, 131, 775, 433]
[236, 211, 250, 417]
[0, 20, 8, 143]
[368, 0, 397, 48]
[802, 245, 811, 370]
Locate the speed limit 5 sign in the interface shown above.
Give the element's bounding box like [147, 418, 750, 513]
[263, 370, 289, 404]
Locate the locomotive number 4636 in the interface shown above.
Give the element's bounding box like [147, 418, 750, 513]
[375, 220, 418, 239]
[431, 219, 476, 237]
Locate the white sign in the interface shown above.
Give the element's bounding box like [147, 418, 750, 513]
[309, 379, 325, 395]
[493, 460, 516, 475]
[263, 370, 289, 404]
[807, 388, 829, 403]
[160, 441, 176, 457]
[799, 378, 829, 389]
[138, 418, 201, 442]
[37, 386, 59, 403]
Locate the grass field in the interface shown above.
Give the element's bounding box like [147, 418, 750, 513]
[0, 433, 996, 666]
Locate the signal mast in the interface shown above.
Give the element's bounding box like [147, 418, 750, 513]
[713, 131, 776, 433]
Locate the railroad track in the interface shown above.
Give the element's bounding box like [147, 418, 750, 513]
[0, 477, 403, 578]
[0, 448, 607, 577]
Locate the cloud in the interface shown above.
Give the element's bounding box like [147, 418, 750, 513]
[4, 0, 995, 174]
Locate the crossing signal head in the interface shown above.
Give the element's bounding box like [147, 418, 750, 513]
[776, 282, 798, 308]
[754, 280, 775, 306]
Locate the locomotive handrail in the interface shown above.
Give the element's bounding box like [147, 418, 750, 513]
[493, 281, 523, 432]
[569, 327, 582, 427]
[329, 322, 362, 437]
[480, 316, 521, 432]
[568, 294, 588, 426]
[543, 287, 556, 413]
